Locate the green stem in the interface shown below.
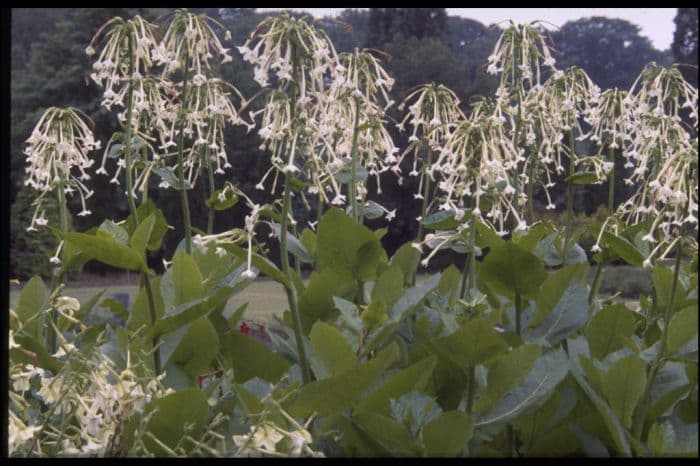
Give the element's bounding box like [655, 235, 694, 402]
[279, 45, 311, 384]
[124, 35, 138, 222]
[466, 365, 475, 415]
[204, 143, 216, 234]
[527, 157, 536, 224]
[607, 145, 615, 212]
[416, 146, 433, 244]
[124, 35, 161, 374]
[515, 292, 522, 337]
[176, 48, 193, 253]
[563, 130, 576, 265]
[349, 96, 361, 222]
[588, 262, 605, 309]
[631, 240, 683, 442]
[47, 178, 70, 353]
[459, 252, 470, 301]
[281, 174, 311, 384]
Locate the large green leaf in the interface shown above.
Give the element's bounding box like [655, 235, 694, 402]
[479, 240, 546, 299]
[124, 201, 169, 251]
[585, 303, 643, 359]
[170, 251, 204, 306]
[220, 330, 291, 383]
[98, 220, 129, 244]
[15, 276, 47, 339]
[64, 231, 144, 271]
[298, 267, 357, 334]
[666, 306, 698, 355]
[474, 344, 541, 415]
[475, 348, 568, 427]
[129, 213, 155, 256]
[371, 266, 405, 310]
[355, 356, 438, 416]
[567, 337, 632, 456]
[143, 388, 209, 455]
[528, 282, 589, 345]
[532, 263, 589, 327]
[600, 355, 647, 429]
[153, 276, 247, 338]
[316, 208, 386, 280]
[645, 361, 691, 423]
[434, 318, 508, 367]
[422, 410, 473, 457]
[288, 343, 399, 417]
[352, 411, 420, 456]
[169, 317, 219, 379]
[309, 321, 357, 378]
[602, 232, 644, 266]
[389, 242, 421, 286]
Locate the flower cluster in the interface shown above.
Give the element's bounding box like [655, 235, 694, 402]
[487, 21, 560, 93]
[24, 107, 100, 230]
[9, 342, 172, 456]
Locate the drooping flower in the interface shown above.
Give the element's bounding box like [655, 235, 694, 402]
[24, 107, 100, 231]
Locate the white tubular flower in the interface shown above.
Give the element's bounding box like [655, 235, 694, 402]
[398, 83, 464, 209]
[430, 98, 525, 236]
[488, 21, 560, 94]
[24, 107, 99, 231]
[602, 63, 699, 264]
[239, 12, 338, 95]
[88, 15, 160, 109]
[160, 9, 234, 77]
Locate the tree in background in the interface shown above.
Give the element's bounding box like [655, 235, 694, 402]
[672, 8, 698, 86]
[553, 17, 670, 90]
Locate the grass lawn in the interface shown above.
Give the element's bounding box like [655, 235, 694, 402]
[10, 279, 288, 324]
[10, 265, 650, 324]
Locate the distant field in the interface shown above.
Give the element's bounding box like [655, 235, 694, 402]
[10, 265, 649, 324]
[10, 279, 288, 324]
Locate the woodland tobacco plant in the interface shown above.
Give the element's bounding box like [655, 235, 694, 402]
[10, 12, 698, 458]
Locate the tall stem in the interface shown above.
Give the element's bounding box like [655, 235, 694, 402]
[124, 35, 139, 224]
[281, 175, 311, 384]
[124, 35, 161, 374]
[416, 146, 433, 244]
[349, 96, 361, 222]
[631, 240, 683, 441]
[527, 157, 536, 224]
[204, 142, 216, 234]
[47, 178, 70, 353]
[607, 145, 615, 212]
[176, 48, 193, 253]
[515, 292, 522, 337]
[563, 130, 576, 265]
[588, 262, 604, 309]
[279, 46, 311, 384]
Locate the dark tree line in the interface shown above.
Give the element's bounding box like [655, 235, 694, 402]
[10, 8, 696, 279]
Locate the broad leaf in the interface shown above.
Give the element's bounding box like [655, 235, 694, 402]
[143, 388, 209, 455]
[309, 321, 357, 378]
[64, 231, 144, 271]
[479, 240, 546, 299]
[422, 410, 473, 457]
[220, 330, 290, 383]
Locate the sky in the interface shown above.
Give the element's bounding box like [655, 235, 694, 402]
[256, 8, 677, 50]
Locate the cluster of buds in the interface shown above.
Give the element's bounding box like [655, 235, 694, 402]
[24, 107, 100, 231]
